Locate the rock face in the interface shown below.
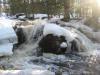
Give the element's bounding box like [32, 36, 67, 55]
[39, 34, 67, 54]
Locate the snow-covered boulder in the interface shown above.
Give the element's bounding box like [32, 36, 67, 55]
[0, 27, 17, 44]
[0, 18, 18, 56]
[44, 23, 95, 51]
[37, 23, 80, 54]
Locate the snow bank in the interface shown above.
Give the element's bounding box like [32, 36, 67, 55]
[34, 14, 48, 19]
[43, 23, 76, 42]
[0, 43, 13, 56]
[0, 18, 17, 56]
[18, 15, 26, 20]
[0, 27, 17, 44]
[0, 18, 14, 27]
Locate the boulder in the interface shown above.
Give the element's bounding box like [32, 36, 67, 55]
[39, 34, 67, 54]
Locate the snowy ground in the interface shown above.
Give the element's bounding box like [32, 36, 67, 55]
[0, 18, 100, 75]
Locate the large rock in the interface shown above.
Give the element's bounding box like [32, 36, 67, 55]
[39, 34, 67, 54]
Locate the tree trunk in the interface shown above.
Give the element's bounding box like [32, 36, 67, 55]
[63, 0, 70, 22]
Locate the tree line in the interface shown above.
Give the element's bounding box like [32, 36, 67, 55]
[2, 0, 100, 21]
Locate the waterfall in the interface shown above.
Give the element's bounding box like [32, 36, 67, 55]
[66, 27, 95, 51]
[32, 25, 44, 42]
[27, 22, 96, 54]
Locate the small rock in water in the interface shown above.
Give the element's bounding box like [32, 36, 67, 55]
[36, 47, 43, 57]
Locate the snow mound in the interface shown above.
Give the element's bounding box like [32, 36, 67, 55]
[0, 18, 15, 27]
[43, 23, 76, 42]
[0, 43, 13, 56]
[31, 22, 95, 52]
[0, 18, 17, 56]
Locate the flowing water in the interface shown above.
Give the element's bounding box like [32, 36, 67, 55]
[0, 18, 100, 75]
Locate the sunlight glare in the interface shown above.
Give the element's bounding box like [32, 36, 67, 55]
[97, 0, 100, 7]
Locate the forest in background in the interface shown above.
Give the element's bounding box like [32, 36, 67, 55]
[0, 0, 100, 22]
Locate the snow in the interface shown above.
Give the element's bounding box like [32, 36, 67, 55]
[70, 28, 94, 51]
[0, 18, 18, 44]
[57, 20, 97, 51]
[0, 18, 17, 44]
[0, 17, 16, 27]
[0, 43, 13, 56]
[0, 27, 17, 44]
[34, 14, 48, 19]
[60, 42, 68, 48]
[18, 15, 26, 19]
[0, 18, 17, 56]
[43, 23, 76, 42]
[49, 16, 63, 23]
